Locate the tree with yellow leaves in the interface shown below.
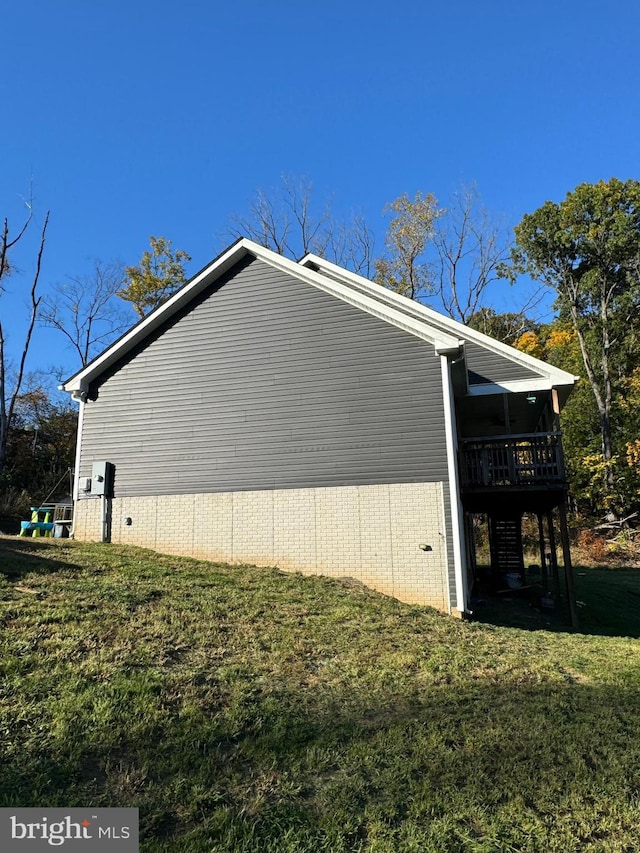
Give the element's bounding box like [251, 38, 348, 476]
[118, 236, 191, 318]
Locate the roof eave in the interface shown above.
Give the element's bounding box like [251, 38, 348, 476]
[61, 239, 256, 393]
[61, 239, 577, 398]
[300, 253, 578, 391]
[62, 239, 465, 396]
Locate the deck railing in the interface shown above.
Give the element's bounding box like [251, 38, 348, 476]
[459, 432, 566, 489]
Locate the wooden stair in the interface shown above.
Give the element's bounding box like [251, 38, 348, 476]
[489, 515, 524, 577]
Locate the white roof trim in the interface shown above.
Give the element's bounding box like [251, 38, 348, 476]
[300, 253, 578, 389]
[62, 238, 462, 392]
[62, 240, 254, 392]
[250, 244, 462, 353]
[62, 238, 577, 394]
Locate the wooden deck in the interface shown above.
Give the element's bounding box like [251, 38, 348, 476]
[459, 433, 569, 513]
[460, 432, 566, 489]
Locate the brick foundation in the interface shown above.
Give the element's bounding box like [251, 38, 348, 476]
[74, 482, 450, 611]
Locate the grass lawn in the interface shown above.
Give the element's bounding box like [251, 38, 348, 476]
[1, 536, 640, 852]
[471, 563, 640, 638]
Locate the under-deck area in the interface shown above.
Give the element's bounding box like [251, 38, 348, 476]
[458, 431, 577, 626]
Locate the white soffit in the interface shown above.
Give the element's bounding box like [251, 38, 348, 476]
[468, 379, 557, 396]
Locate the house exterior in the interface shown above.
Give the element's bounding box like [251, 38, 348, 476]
[62, 238, 577, 617]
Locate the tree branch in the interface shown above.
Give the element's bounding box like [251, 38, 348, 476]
[1, 212, 49, 471]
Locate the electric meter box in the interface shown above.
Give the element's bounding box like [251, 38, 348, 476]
[90, 461, 114, 497]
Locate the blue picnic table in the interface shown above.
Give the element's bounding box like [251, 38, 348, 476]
[19, 507, 55, 538]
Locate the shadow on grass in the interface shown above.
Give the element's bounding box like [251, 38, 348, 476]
[0, 535, 87, 580]
[2, 677, 640, 851]
[470, 566, 640, 639]
[2, 537, 640, 849]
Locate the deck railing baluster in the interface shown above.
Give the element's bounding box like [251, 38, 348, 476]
[459, 432, 565, 489]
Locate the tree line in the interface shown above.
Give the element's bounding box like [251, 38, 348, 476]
[0, 222, 191, 525]
[1, 176, 639, 527]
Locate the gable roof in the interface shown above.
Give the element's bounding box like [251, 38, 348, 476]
[61, 238, 577, 398]
[299, 253, 578, 396]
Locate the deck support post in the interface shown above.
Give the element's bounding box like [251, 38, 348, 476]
[546, 510, 560, 599]
[537, 513, 549, 593]
[558, 502, 579, 629]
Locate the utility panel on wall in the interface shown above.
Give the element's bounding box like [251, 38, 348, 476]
[90, 461, 115, 497]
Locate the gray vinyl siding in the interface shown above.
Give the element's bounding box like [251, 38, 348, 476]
[78, 256, 450, 500]
[465, 340, 540, 385]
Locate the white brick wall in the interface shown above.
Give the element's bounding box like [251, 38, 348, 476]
[192, 493, 233, 561]
[273, 489, 317, 571]
[315, 486, 362, 577]
[73, 496, 102, 540]
[74, 481, 450, 611]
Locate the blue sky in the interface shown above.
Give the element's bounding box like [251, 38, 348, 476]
[2, 0, 639, 386]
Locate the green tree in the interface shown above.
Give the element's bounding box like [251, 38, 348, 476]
[0, 381, 77, 525]
[537, 324, 603, 515]
[118, 236, 191, 318]
[616, 366, 640, 512]
[509, 178, 640, 514]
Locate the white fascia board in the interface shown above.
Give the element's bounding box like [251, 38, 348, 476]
[71, 398, 85, 505]
[62, 239, 257, 392]
[61, 237, 460, 393]
[300, 252, 466, 339]
[300, 253, 579, 389]
[251, 245, 462, 353]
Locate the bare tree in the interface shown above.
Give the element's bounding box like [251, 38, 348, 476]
[431, 184, 513, 323]
[325, 213, 376, 278]
[229, 187, 294, 257]
[0, 205, 49, 474]
[374, 184, 544, 335]
[40, 260, 131, 368]
[226, 175, 375, 272]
